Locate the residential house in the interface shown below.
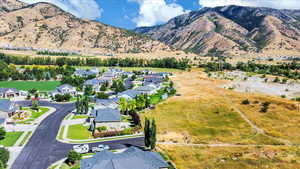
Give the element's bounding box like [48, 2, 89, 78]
[91, 108, 121, 124]
[74, 68, 99, 77]
[83, 78, 107, 92]
[124, 77, 133, 90]
[0, 88, 25, 98]
[117, 89, 141, 100]
[80, 146, 170, 169]
[135, 85, 157, 95]
[95, 98, 119, 110]
[0, 100, 19, 117]
[144, 75, 164, 84]
[49, 84, 77, 97]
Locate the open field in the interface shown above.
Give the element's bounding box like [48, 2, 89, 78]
[0, 132, 23, 147]
[0, 81, 60, 91]
[160, 145, 300, 169]
[142, 69, 300, 168]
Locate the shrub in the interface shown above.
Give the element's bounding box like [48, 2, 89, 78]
[66, 150, 81, 165]
[260, 102, 271, 113]
[97, 126, 107, 132]
[241, 99, 250, 105]
[0, 128, 6, 140]
[0, 148, 9, 168]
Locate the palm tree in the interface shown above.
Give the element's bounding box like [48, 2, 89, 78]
[119, 97, 128, 114]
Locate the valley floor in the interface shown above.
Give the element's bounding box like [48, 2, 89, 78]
[143, 69, 300, 169]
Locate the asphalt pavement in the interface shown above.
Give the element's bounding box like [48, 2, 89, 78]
[11, 101, 144, 169]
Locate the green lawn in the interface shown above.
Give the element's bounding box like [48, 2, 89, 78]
[58, 126, 65, 140]
[0, 81, 60, 91]
[17, 107, 50, 124]
[72, 115, 88, 120]
[67, 124, 92, 140]
[60, 162, 80, 169]
[0, 132, 23, 147]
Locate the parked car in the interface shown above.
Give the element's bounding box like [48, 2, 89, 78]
[73, 144, 89, 154]
[91, 144, 110, 152]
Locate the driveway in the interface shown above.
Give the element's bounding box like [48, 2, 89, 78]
[11, 101, 144, 169]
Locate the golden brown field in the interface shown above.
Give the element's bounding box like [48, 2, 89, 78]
[142, 69, 300, 169]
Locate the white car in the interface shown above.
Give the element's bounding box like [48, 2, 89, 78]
[91, 144, 110, 152]
[73, 144, 89, 154]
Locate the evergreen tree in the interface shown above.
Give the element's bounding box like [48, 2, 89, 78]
[150, 119, 157, 150]
[144, 118, 151, 148]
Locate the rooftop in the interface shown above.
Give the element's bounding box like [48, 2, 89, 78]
[81, 146, 169, 169]
[91, 108, 121, 123]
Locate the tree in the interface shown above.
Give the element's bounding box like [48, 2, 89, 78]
[150, 119, 157, 150]
[144, 118, 151, 148]
[128, 99, 136, 113]
[67, 150, 81, 165]
[0, 160, 4, 169]
[119, 98, 128, 114]
[100, 84, 107, 91]
[31, 100, 39, 111]
[0, 128, 6, 140]
[260, 102, 271, 113]
[0, 148, 9, 168]
[136, 94, 146, 110]
[84, 85, 94, 96]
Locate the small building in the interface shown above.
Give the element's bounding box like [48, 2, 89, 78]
[0, 118, 6, 129]
[81, 146, 170, 169]
[0, 100, 19, 117]
[49, 84, 77, 97]
[117, 89, 142, 100]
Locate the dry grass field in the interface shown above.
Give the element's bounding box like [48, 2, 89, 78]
[142, 69, 300, 169]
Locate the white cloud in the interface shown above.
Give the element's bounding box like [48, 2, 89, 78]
[20, 0, 102, 19]
[129, 0, 190, 27]
[199, 0, 300, 10]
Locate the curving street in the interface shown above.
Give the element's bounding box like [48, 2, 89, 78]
[11, 101, 144, 169]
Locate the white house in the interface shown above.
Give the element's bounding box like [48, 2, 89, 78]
[49, 84, 77, 97]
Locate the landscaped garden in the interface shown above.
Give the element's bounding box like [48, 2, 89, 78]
[0, 131, 23, 147]
[16, 107, 50, 124]
[0, 81, 60, 91]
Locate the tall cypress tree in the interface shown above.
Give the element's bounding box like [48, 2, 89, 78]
[144, 118, 151, 148]
[150, 119, 157, 150]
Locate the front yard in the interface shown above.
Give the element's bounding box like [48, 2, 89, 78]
[67, 124, 93, 140]
[0, 81, 60, 91]
[0, 131, 23, 147]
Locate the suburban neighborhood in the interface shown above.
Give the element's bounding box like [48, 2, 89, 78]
[0, 65, 176, 169]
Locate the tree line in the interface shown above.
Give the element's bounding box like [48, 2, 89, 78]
[0, 53, 190, 70]
[200, 61, 300, 80]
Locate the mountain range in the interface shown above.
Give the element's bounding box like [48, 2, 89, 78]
[135, 5, 300, 56]
[0, 0, 169, 54]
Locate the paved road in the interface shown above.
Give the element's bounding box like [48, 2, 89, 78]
[11, 101, 144, 169]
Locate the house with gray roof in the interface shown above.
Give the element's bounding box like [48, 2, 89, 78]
[91, 108, 121, 123]
[49, 84, 77, 97]
[95, 99, 119, 110]
[135, 85, 157, 95]
[0, 88, 23, 98]
[117, 89, 142, 100]
[80, 146, 169, 169]
[0, 100, 19, 117]
[74, 68, 99, 77]
[144, 75, 164, 84]
[84, 78, 108, 92]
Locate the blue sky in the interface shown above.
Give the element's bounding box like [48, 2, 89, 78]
[20, 0, 300, 30]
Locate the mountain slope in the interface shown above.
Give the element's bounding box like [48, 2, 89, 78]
[135, 5, 300, 56]
[0, 1, 170, 54]
[0, 0, 26, 14]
